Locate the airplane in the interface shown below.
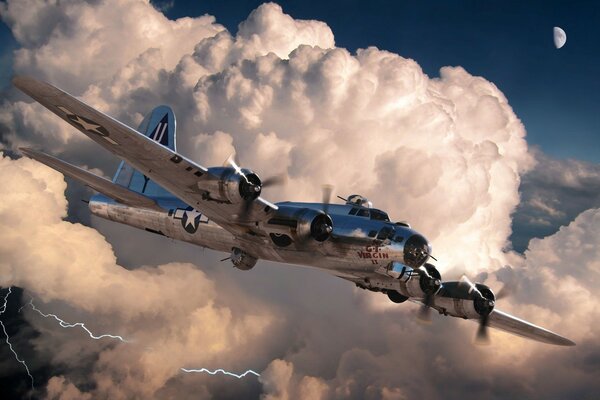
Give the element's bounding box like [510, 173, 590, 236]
[13, 76, 575, 347]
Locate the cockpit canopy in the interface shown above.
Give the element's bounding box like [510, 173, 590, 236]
[346, 194, 372, 208]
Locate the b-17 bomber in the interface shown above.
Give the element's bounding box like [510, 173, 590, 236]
[14, 76, 575, 347]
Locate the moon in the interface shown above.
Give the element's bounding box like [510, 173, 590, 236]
[553, 26, 567, 49]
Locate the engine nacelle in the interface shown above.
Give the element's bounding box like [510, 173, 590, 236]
[434, 282, 495, 319]
[230, 247, 258, 271]
[266, 206, 333, 244]
[201, 167, 262, 204]
[374, 261, 441, 299]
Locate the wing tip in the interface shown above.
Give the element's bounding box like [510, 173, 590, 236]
[19, 147, 41, 160]
[554, 336, 576, 347]
[12, 75, 61, 98]
[12, 75, 35, 91]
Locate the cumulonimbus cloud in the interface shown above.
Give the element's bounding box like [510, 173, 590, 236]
[0, 153, 278, 399]
[1, 1, 599, 399]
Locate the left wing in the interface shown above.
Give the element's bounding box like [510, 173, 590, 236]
[487, 308, 575, 346]
[13, 76, 277, 236]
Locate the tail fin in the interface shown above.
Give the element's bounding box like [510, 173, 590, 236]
[113, 105, 176, 197]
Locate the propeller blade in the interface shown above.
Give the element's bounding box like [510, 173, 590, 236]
[322, 184, 333, 215]
[458, 275, 475, 293]
[495, 285, 511, 300]
[226, 154, 250, 183]
[261, 174, 287, 187]
[475, 314, 491, 345]
[417, 294, 433, 323]
[458, 275, 486, 298]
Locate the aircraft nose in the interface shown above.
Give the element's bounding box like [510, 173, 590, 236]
[403, 234, 430, 267]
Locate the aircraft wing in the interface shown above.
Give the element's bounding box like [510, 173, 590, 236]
[13, 76, 277, 235]
[20, 147, 163, 212]
[487, 308, 575, 346]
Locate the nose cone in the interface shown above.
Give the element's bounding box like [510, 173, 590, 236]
[403, 234, 430, 267]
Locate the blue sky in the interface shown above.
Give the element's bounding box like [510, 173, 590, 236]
[162, 0, 600, 163]
[2, 0, 598, 162]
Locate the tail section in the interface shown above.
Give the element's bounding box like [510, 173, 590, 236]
[137, 105, 176, 149]
[113, 106, 176, 198]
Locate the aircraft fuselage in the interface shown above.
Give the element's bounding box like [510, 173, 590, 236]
[88, 195, 421, 281]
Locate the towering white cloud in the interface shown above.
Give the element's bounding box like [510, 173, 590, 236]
[2, 1, 533, 276]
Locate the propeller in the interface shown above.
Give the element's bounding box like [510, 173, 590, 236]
[261, 174, 287, 187]
[417, 293, 434, 323]
[458, 275, 478, 294]
[225, 154, 286, 220]
[417, 267, 442, 323]
[458, 275, 495, 345]
[475, 283, 513, 344]
[495, 285, 511, 300]
[321, 184, 333, 216]
[475, 313, 491, 345]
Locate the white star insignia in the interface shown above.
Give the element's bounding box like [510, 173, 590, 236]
[184, 209, 202, 229]
[71, 115, 103, 135]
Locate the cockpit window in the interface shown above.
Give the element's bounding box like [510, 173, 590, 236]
[356, 209, 370, 217]
[349, 207, 359, 215]
[370, 209, 390, 221]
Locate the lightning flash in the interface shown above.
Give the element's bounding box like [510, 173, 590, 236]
[0, 287, 35, 391]
[2, 287, 259, 394]
[25, 299, 129, 343]
[180, 367, 260, 378]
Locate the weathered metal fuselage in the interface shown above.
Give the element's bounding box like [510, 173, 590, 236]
[88, 195, 429, 291]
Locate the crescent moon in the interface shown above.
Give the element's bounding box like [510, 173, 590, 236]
[553, 26, 567, 49]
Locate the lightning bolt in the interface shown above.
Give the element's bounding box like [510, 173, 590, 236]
[24, 299, 129, 343]
[25, 299, 260, 379]
[0, 287, 35, 391]
[3, 288, 258, 390]
[180, 367, 260, 378]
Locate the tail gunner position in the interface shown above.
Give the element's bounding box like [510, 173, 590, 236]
[14, 76, 575, 346]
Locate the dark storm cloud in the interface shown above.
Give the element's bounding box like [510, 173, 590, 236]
[511, 148, 600, 252]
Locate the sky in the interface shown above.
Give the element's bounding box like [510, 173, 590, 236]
[164, 0, 600, 162]
[3, 0, 598, 163]
[0, 1, 599, 399]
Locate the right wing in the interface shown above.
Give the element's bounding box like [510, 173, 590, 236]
[13, 76, 277, 236]
[488, 308, 575, 346]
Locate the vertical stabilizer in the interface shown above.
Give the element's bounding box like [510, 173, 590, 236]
[113, 106, 176, 197]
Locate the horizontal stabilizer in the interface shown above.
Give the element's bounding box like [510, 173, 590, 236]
[20, 148, 162, 212]
[488, 308, 575, 346]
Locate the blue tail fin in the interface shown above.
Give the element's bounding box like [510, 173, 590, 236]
[113, 105, 176, 198]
